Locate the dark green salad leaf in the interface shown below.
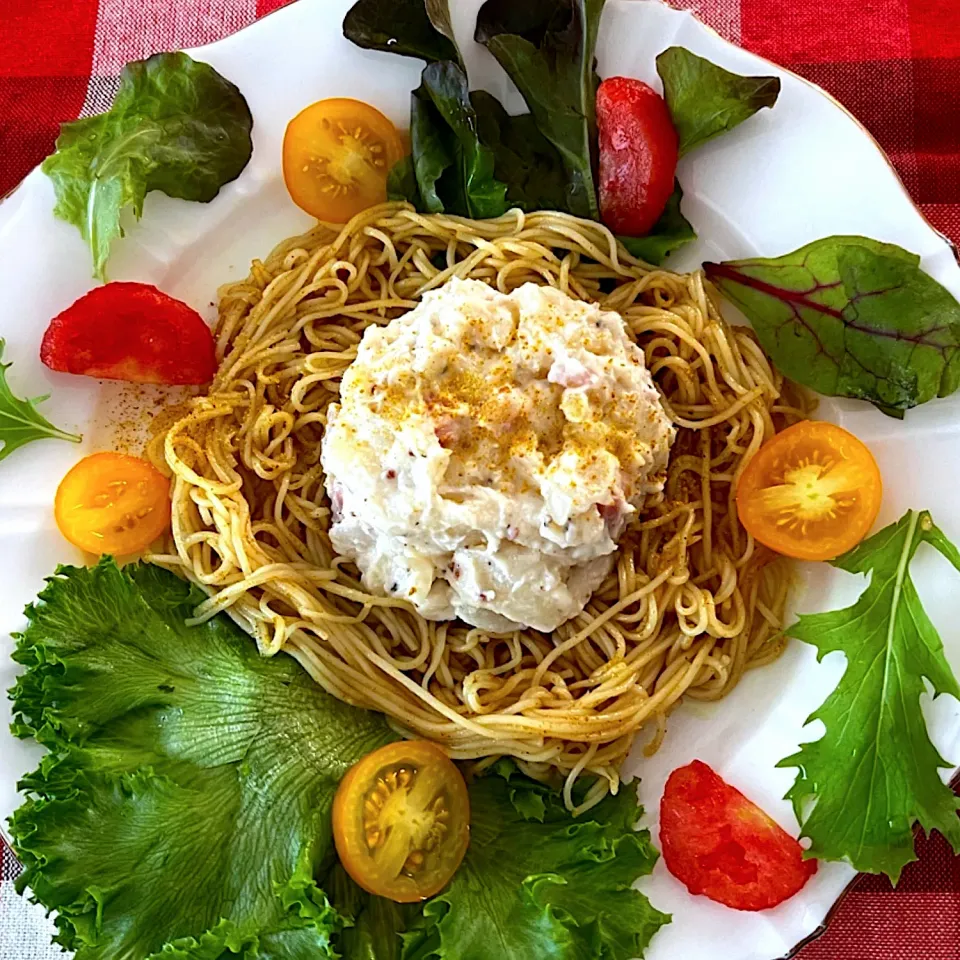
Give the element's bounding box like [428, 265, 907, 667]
[475, 0, 606, 221]
[9, 559, 394, 959]
[345, 0, 721, 260]
[656, 47, 780, 157]
[401, 761, 669, 960]
[342, 0, 460, 64]
[423, 0, 459, 53]
[778, 511, 960, 882]
[471, 90, 569, 213]
[346, 0, 507, 219]
[9, 559, 670, 959]
[618, 181, 697, 266]
[704, 237, 960, 416]
[387, 155, 422, 207]
[42, 52, 253, 280]
[0, 339, 80, 462]
[416, 61, 507, 218]
[390, 89, 452, 212]
[345, 3, 783, 260]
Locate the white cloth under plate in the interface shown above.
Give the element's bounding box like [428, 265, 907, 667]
[0, 884, 59, 960]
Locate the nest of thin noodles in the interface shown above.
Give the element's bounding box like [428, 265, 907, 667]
[149, 202, 807, 812]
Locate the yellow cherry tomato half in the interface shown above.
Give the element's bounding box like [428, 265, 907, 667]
[736, 420, 882, 562]
[55, 452, 171, 556]
[282, 98, 406, 223]
[333, 740, 470, 903]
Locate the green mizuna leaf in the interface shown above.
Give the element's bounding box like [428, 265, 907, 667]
[9, 559, 395, 959]
[656, 47, 780, 157]
[704, 236, 960, 416]
[778, 510, 960, 882]
[475, 0, 607, 220]
[42, 52, 253, 280]
[0, 339, 80, 462]
[618, 181, 697, 265]
[400, 762, 669, 960]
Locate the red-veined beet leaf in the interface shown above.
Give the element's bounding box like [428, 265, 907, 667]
[704, 236, 960, 416]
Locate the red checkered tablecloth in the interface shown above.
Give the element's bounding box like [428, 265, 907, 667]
[1, 1, 959, 958]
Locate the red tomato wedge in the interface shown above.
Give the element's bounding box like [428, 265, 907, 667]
[597, 77, 679, 237]
[660, 760, 816, 911]
[41, 282, 216, 385]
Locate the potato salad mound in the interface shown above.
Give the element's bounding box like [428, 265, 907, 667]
[321, 278, 675, 632]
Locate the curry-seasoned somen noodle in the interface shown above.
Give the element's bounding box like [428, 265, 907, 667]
[151, 201, 805, 812]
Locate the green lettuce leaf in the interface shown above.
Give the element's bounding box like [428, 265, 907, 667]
[327, 865, 419, 960]
[0, 339, 80, 463]
[326, 764, 668, 960]
[42, 52, 253, 280]
[400, 761, 669, 960]
[778, 510, 960, 881]
[10, 559, 669, 959]
[618, 181, 696, 265]
[656, 47, 780, 157]
[475, 0, 606, 220]
[704, 236, 960, 416]
[9, 559, 395, 959]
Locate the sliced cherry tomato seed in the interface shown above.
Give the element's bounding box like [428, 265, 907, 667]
[333, 740, 469, 903]
[736, 420, 882, 561]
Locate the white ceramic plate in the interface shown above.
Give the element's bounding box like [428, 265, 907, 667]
[1, 2, 959, 959]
